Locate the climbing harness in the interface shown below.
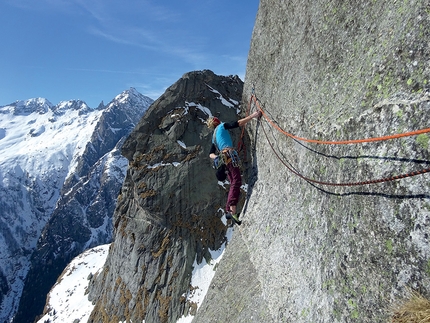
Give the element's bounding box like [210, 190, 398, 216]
[249, 91, 430, 187]
[220, 148, 241, 167]
[213, 126, 241, 168]
[213, 148, 241, 168]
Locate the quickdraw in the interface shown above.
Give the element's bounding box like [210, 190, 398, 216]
[220, 149, 241, 168]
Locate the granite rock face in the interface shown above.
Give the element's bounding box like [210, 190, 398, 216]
[87, 70, 247, 323]
[194, 0, 430, 322]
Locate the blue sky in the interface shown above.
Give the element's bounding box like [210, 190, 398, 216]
[0, 0, 259, 108]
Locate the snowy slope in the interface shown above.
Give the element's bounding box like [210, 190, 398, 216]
[36, 244, 110, 323]
[0, 99, 100, 180]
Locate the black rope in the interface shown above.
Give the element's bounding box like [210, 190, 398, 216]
[260, 119, 430, 186]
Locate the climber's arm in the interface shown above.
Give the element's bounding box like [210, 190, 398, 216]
[237, 111, 262, 127]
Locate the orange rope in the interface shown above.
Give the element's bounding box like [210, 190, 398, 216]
[251, 94, 430, 145]
[260, 120, 430, 186]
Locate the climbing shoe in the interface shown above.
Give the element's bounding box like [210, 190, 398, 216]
[231, 213, 242, 225]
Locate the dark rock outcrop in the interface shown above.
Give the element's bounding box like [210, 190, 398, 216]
[87, 70, 246, 322]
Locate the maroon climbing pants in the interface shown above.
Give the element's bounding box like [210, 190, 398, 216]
[226, 162, 242, 213]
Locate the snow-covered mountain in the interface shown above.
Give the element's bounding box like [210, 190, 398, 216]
[0, 88, 153, 323]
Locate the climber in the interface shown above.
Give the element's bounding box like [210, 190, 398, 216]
[207, 110, 261, 224]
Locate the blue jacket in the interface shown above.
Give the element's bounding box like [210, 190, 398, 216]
[212, 122, 233, 151]
[210, 121, 239, 154]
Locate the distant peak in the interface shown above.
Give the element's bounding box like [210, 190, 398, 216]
[112, 88, 153, 106]
[96, 101, 105, 110]
[103, 88, 154, 118]
[53, 100, 90, 115]
[114, 88, 139, 101]
[128, 87, 140, 96]
[25, 97, 53, 107]
[0, 97, 54, 115]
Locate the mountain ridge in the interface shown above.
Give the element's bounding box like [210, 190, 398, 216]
[0, 88, 153, 323]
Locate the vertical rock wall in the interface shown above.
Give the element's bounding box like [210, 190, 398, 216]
[234, 0, 430, 322]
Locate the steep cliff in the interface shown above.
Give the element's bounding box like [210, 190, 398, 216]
[87, 70, 246, 323]
[195, 0, 430, 322]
